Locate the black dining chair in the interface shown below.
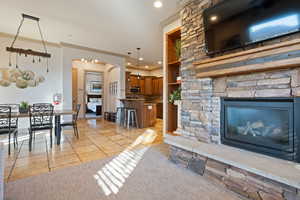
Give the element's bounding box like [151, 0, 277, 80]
[0, 105, 18, 155]
[28, 103, 54, 151]
[61, 104, 81, 139]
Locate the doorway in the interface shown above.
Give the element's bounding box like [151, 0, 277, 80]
[84, 71, 104, 119]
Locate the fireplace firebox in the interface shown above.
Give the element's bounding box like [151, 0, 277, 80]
[221, 97, 300, 163]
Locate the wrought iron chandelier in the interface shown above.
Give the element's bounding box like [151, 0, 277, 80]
[7, 14, 51, 72]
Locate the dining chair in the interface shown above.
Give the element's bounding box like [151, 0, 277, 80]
[0, 105, 18, 155]
[61, 104, 81, 139]
[28, 103, 54, 151]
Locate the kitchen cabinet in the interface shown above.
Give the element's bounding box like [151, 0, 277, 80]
[126, 72, 131, 94]
[130, 75, 139, 87]
[120, 99, 157, 128]
[156, 103, 163, 119]
[152, 77, 163, 96]
[144, 76, 153, 95]
[125, 74, 163, 96]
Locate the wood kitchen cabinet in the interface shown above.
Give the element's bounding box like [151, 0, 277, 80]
[126, 72, 131, 94]
[139, 77, 145, 94]
[143, 103, 157, 127]
[152, 77, 163, 96]
[126, 73, 163, 96]
[130, 75, 139, 87]
[144, 76, 153, 95]
[120, 99, 157, 128]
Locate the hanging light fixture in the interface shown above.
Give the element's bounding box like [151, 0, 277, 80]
[6, 14, 51, 73]
[136, 48, 142, 80]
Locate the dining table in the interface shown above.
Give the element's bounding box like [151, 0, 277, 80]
[10, 109, 75, 145]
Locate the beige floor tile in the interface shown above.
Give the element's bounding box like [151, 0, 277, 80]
[115, 138, 133, 146]
[108, 134, 126, 141]
[73, 144, 100, 154]
[49, 153, 81, 168]
[4, 118, 163, 182]
[78, 150, 107, 162]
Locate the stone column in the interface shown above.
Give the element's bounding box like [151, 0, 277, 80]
[174, 100, 182, 135]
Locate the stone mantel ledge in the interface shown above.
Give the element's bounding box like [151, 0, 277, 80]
[164, 135, 300, 189]
[193, 38, 300, 78]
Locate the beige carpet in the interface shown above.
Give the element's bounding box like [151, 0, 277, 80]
[5, 144, 242, 200]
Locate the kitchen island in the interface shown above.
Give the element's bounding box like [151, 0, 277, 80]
[119, 99, 157, 128]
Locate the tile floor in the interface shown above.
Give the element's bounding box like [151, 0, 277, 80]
[2, 118, 163, 182]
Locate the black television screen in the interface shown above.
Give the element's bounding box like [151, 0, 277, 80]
[203, 0, 300, 55]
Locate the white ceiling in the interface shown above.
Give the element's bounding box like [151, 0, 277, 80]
[0, 0, 179, 65]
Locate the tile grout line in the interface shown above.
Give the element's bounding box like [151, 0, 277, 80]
[7, 140, 24, 182]
[88, 137, 109, 157]
[65, 135, 84, 163]
[44, 135, 51, 172]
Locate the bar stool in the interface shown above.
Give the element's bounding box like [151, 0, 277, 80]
[126, 108, 139, 129]
[116, 107, 125, 126]
[104, 112, 109, 121]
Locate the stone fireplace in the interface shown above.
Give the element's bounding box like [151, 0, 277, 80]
[165, 0, 300, 199]
[221, 97, 300, 163]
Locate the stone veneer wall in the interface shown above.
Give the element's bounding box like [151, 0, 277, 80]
[174, 0, 300, 199]
[170, 146, 300, 200]
[179, 0, 300, 144]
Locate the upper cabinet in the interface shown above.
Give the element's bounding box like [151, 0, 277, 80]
[126, 73, 163, 96]
[152, 77, 163, 96]
[144, 76, 153, 95]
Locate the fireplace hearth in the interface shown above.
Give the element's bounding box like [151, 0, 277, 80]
[221, 97, 300, 163]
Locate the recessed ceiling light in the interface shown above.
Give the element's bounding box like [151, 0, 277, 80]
[158, 61, 162, 65]
[127, 62, 131, 66]
[154, 0, 163, 8]
[145, 65, 149, 69]
[139, 57, 144, 61]
[210, 15, 218, 22]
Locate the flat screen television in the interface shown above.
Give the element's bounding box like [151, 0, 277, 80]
[203, 0, 300, 56]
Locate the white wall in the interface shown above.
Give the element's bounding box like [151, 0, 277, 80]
[106, 67, 121, 112]
[0, 35, 63, 128]
[0, 35, 63, 105]
[0, 34, 126, 125]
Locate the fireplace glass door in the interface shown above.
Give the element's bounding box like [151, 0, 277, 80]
[224, 101, 294, 153]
